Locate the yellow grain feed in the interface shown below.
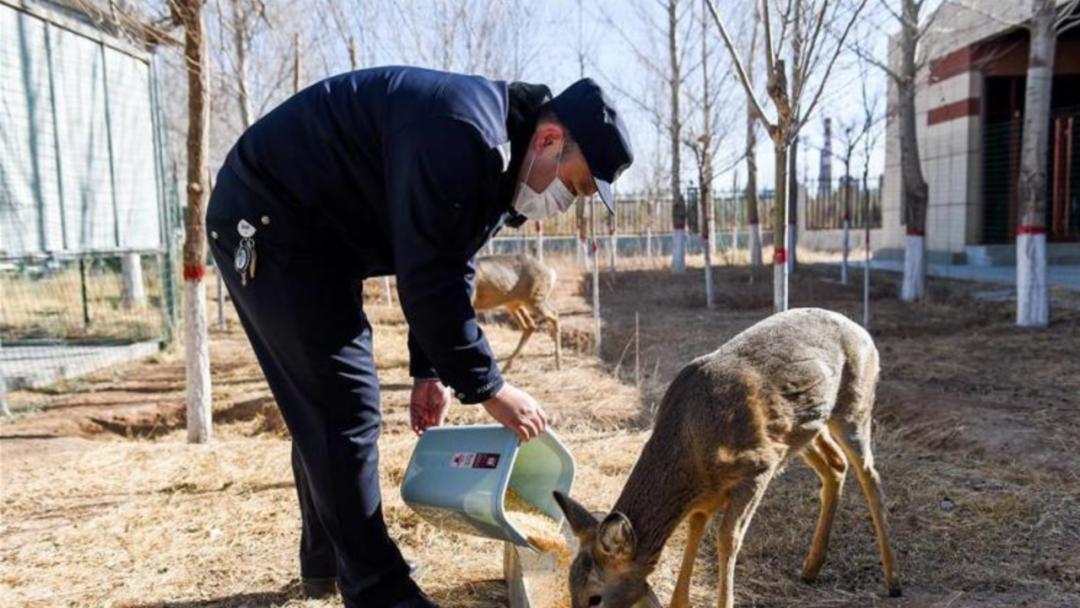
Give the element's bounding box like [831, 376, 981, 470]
[504, 488, 573, 606]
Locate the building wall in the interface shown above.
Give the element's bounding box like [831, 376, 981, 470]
[880, 0, 1074, 261]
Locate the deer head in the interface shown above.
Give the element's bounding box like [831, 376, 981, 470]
[554, 491, 661, 608]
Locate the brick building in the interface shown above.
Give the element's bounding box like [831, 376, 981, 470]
[880, 0, 1080, 265]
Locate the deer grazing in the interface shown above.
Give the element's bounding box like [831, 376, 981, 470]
[554, 308, 900, 608]
[473, 254, 561, 371]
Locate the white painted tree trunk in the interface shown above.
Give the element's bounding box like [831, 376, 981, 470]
[841, 219, 850, 285]
[1017, 231, 1048, 326]
[897, 0, 930, 303]
[181, 0, 212, 444]
[749, 223, 762, 267]
[185, 279, 212, 443]
[672, 228, 686, 273]
[773, 258, 787, 312]
[1016, 0, 1055, 327]
[121, 253, 146, 309]
[900, 234, 925, 302]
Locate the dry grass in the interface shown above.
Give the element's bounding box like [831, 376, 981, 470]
[2, 253, 1079, 607]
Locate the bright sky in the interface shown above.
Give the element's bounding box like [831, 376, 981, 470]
[204, 0, 898, 195]
[512, 0, 895, 194]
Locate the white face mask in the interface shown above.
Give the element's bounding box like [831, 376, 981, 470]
[513, 146, 577, 219]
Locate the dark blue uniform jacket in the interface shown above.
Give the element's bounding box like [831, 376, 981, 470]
[217, 66, 549, 404]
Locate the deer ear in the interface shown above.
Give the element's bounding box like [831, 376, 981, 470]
[553, 491, 600, 537]
[596, 512, 637, 562]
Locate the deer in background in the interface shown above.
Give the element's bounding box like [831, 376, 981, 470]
[473, 254, 561, 372]
[555, 308, 900, 608]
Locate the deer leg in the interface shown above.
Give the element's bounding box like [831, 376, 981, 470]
[503, 307, 535, 372]
[531, 302, 562, 370]
[828, 418, 902, 597]
[670, 509, 713, 608]
[799, 430, 848, 583]
[716, 468, 774, 608]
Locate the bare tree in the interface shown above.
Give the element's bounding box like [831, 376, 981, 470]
[851, 0, 939, 302]
[680, 0, 743, 306]
[173, 0, 213, 443]
[1016, 0, 1078, 326]
[894, 0, 930, 302]
[707, 0, 869, 312]
[697, 0, 714, 306]
[667, 0, 689, 273]
[859, 67, 884, 329]
[745, 4, 764, 274]
[837, 56, 881, 290]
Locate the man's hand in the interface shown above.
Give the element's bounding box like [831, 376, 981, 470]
[410, 378, 452, 435]
[482, 383, 548, 442]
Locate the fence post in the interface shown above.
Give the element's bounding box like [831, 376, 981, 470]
[79, 257, 90, 327]
[0, 339, 9, 417]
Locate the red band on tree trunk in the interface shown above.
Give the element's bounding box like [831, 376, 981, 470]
[906, 229, 925, 237]
[1017, 225, 1046, 235]
[773, 248, 787, 264]
[183, 265, 206, 281]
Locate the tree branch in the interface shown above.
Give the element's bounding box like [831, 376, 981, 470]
[704, 0, 775, 129]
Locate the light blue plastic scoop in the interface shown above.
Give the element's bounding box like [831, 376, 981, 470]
[401, 425, 575, 547]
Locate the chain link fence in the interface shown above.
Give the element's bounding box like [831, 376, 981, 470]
[1, 1, 180, 411]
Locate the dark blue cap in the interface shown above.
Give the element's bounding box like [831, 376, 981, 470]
[551, 78, 633, 213]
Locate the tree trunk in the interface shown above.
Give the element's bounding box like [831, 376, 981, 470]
[745, 3, 763, 271]
[1016, 0, 1055, 327]
[181, 0, 212, 444]
[668, 0, 686, 274]
[700, 0, 713, 307]
[787, 137, 799, 272]
[773, 138, 789, 312]
[863, 173, 872, 328]
[842, 160, 852, 285]
[899, 0, 929, 302]
[786, 1, 803, 274]
[746, 133, 762, 270]
[230, 0, 252, 130]
[121, 253, 146, 309]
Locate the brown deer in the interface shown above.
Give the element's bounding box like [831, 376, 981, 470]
[554, 308, 900, 608]
[473, 254, 561, 371]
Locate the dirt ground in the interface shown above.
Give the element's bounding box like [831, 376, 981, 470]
[2, 255, 1078, 607]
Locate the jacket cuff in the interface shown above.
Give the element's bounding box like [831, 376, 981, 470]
[407, 332, 439, 379]
[408, 362, 439, 380]
[452, 374, 505, 405]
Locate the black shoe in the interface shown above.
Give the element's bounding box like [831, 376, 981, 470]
[300, 576, 337, 599]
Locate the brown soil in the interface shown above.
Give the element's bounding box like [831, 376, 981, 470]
[2, 257, 1078, 607]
